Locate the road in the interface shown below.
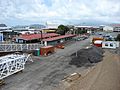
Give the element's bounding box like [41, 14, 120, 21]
[0, 38, 91, 90]
[65, 50, 120, 90]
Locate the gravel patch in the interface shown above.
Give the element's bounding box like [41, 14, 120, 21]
[69, 46, 104, 67]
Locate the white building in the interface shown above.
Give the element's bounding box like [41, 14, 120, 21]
[110, 24, 120, 32]
[46, 21, 59, 29]
[113, 26, 120, 32]
[18, 31, 35, 35]
[103, 26, 114, 32]
[12, 26, 29, 31]
[102, 41, 119, 49]
[75, 25, 100, 34]
[0, 27, 11, 31]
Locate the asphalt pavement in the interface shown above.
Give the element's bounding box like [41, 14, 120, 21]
[0, 37, 91, 90]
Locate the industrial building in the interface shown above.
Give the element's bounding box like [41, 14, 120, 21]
[42, 34, 76, 46]
[15, 33, 59, 43]
[110, 24, 120, 32]
[100, 24, 120, 32]
[75, 26, 100, 34]
[0, 26, 11, 31]
[0, 33, 3, 42]
[103, 26, 114, 32]
[41, 22, 59, 33]
[0, 25, 15, 41]
[42, 28, 57, 33]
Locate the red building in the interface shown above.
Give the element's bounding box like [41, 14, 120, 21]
[15, 33, 59, 43]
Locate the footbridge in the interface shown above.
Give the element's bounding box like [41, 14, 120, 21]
[0, 43, 43, 52]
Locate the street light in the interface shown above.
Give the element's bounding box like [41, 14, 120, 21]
[40, 31, 43, 39]
[39, 30, 43, 45]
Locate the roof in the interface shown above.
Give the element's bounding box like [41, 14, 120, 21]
[41, 45, 53, 48]
[0, 27, 11, 30]
[110, 24, 120, 27]
[75, 26, 93, 28]
[19, 31, 35, 34]
[42, 34, 76, 42]
[18, 33, 59, 40]
[94, 40, 102, 44]
[75, 26, 99, 29]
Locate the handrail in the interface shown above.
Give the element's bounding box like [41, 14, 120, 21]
[0, 44, 43, 52]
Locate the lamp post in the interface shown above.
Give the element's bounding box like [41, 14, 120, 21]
[40, 31, 43, 45]
[40, 31, 43, 39]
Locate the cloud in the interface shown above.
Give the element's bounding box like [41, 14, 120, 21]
[0, 0, 120, 25]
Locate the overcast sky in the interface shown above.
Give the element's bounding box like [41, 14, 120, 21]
[0, 0, 120, 26]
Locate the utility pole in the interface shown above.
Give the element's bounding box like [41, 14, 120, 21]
[75, 39, 78, 57]
[75, 27, 78, 57]
[40, 31, 43, 45]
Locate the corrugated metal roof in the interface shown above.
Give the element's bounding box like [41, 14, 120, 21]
[110, 24, 120, 27]
[0, 27, 11, 30]
[18, 33, 59, 40]
[94, 40, 102, 44]
[41, 46, 53, 48]
[42, 34, 76, 42]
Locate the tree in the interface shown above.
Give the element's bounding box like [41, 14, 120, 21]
[75, 28, 87, 34]
[67, 25, 75, 34]
[57, 25, 70, 35]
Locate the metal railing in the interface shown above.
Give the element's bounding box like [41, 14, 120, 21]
[0, 54, 33, 80]
[0, 44, 43, 52]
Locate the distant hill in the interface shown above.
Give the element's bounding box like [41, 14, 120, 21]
[68, 19, 108, 26]
[29, 24, 46, 29]
[0, 24, 7, 27]
[12, 24, 46, 29]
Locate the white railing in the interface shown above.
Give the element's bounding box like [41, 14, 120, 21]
[0, 54, 33, 80]
[0, 44, 43, 52]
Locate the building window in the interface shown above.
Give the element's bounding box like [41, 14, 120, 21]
[110, 43, 113, 47]
[105, 43, 108, 46]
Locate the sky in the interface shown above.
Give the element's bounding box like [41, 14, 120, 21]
[0, 0, 120, 26]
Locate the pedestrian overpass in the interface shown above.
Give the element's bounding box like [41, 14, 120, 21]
[0, 43, 43, 52]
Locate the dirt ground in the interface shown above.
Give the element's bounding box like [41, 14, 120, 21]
[58, 50, 120, 90]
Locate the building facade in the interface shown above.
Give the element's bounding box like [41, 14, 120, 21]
[0, 33, 3, 42]
[110, 24, 120, 32]
[113, 27, 120, 32]
[103, 26, 114, 32]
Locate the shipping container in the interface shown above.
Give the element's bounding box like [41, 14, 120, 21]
[40, 46, 55, 56]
